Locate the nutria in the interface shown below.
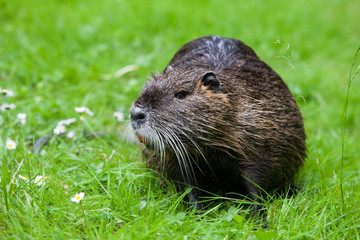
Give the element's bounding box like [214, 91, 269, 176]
[130, 35, 306, 212]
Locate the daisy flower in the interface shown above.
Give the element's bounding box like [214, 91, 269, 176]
[53, 125, 66, 135]
[74, 107, 85, 113]
[1, 89, 14, 97]
[57, 118, 76, 126]
[17, 113, 27, 125]
[113, 111, 124, 122]
[34, 175, 46, 186]
[75, 107, 94, 116]
[67, 130, 75, 138]
[0, 103, 16, 112]
[71, 192, 85, 203]
[6, 138, 16, 150]
[18, 175, 30, 182]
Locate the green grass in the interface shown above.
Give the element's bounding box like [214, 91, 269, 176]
[1, 0, 359, 239]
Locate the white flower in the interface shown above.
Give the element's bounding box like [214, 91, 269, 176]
[0, 103, 16, 112]
[34, 175, 46, 186]
[19, 175, 29, 182]
[139, 200, 147, 209]
[17, 113, 26, 120]
[113, 111, 124, 122]
[6, 138, 16, 150]
[75, 107, 94, 116]
[67, 131, 75, 138]
[75, 107, 86, 113]
[53, 125, 66, 135]
[57, 118, 76, 126]
[17, 113, 27, 125]
[1, 89, 14, 97]
[71, 192, 85, 203]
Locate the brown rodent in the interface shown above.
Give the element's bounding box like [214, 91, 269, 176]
[130, 36, 306, 212]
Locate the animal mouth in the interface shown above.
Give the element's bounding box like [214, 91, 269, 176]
[136, 133, 147, 144]
[136, 132, 159, 150]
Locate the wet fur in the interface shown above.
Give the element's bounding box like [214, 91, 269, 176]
[131, 36, 306, 211]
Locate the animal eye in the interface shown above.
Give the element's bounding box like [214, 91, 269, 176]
[175, 90, 190, 99]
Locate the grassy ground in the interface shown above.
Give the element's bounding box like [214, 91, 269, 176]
[1, 0, 359, 239]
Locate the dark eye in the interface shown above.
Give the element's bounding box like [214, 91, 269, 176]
[175, 90, 190, 99]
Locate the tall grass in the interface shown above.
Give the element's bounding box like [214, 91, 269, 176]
[340, 46, 360, 204]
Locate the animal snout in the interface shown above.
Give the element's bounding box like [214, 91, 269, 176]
[130, 107, 147, 125]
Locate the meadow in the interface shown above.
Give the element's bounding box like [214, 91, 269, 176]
[0, 0, 359, 239]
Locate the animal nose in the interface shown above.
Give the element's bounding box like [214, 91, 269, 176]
[130, 107, 147, 124]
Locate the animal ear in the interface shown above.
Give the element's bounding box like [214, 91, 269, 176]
[201, 72, 220, 90]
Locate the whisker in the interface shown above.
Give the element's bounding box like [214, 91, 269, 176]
[157, 127, 187, 182]
[165, 126, 197, 186]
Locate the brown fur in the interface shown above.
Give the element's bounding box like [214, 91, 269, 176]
[130, 36, 306, 211]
